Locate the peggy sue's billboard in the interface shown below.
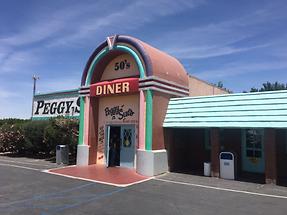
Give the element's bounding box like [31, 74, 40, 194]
[32, 89, 80, 119]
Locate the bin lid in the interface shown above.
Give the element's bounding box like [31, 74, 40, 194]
[220, 152, 234, 160]
[56, 145, 67, 150]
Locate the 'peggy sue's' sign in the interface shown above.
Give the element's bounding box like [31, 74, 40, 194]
[32, 90, 80, 119]
[90, 78, 139, 97]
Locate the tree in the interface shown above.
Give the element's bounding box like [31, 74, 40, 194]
[216, 81, 224, 88]
[212, 81, 233, 93]
[248, 81, 287, 92]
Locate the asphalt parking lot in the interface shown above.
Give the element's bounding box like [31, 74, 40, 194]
[1, 156, 287, 215]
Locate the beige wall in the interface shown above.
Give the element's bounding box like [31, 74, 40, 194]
[96, 94, 139, 164]
[189, 75, 229, 96]
[101, 54, 139, 81]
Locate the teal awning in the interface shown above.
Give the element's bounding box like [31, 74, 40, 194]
[163, 90, 287, 128]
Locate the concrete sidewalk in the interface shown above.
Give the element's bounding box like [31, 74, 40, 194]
[156, 172, 287, 198]
[47, 164, 150, 187]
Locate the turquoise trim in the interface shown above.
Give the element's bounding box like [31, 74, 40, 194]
[34, 94, 79, 100]
[32, 116, 79, 120]
[85, 45, 145, 86]
[86, 48, 108, 85]
[78, 97, 85, 145]
[145, 90, 153, 150]
[114, 45, 145, 79]
[35, 88, 79, 97]
[171, 89, 287, 101]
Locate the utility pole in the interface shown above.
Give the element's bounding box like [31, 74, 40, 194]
[31, 75, 40, 118]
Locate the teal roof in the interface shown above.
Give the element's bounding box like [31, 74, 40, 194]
[34, 88, 79, 99]
[163, 90, 287, 128]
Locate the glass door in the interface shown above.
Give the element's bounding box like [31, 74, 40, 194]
[242, 129, 265, 173]
[120, 125, 135, 168]
[105, 125, 111, 167]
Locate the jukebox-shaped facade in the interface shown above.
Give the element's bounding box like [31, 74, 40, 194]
[77, 35, 189, 176]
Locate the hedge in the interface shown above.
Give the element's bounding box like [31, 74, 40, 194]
[0, 117, 79, 158]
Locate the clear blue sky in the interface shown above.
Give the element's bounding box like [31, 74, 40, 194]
[0, 0, 287, 118]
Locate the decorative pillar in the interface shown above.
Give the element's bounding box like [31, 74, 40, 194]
[88, 97, 98, 164]
[211, 128, 220, 177]
[264, 128, 277, 184]
[145, 89, 153, 150]
[138, 90, 146, 150]
[76, 96, 90, 166]
[78, 97, 85, 145]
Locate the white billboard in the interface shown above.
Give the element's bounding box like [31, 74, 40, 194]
[32, 95, 80, 119]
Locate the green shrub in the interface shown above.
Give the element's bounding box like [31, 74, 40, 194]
[0, 118, 79, 158]
[22, 120, 50, 155]
[43, 123, 62, 155]
[0, 123, 25, 153]
[0, 118, 27, 127]
[44, 118, 79, 157]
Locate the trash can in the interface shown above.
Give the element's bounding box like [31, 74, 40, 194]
[204, 162, 211, 177]
[219, 152, 235, 180]
[56, 145, 69, 165]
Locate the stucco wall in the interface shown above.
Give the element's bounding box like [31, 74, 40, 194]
[152, 91, 173, 150]
[189, 75, 229, 96]
[101, 54, 139, 81]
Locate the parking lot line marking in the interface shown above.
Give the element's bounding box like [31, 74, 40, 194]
[46, 165, 77, 171]
[43, 170, 153, 187]
[0, 183, 96, 207]
[0, 158, 53, 167]
[0, 163, 41, 171]
[154, 178, 287, 199]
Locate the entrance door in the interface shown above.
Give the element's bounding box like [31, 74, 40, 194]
[105, 125, 110, 167]
[120, 125, 135, 168]
[105, 126, 121, 167]
[242, 129, 265, 173]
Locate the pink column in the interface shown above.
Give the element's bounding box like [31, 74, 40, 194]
[138, 90, 146, 150]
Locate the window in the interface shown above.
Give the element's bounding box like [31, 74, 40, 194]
[122, 128, 132, 148]
[245, 129, 263, 158]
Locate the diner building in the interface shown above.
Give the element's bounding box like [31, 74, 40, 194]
[33, 35, 287, 185]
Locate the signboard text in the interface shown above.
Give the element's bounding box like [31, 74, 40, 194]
[90, 78, 138, 97]
[33, 97, 80, 117]
[105, 105, 135, 121]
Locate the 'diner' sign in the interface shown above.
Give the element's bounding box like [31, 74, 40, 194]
[90, 78, 139, 97]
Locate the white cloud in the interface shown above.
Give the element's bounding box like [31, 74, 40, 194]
[153, 5, 285, 59]
[166, 43, 270, 59]
[0, 1, 106, 47]
[48, 0, 205, 46]
[0, 0, 204, 48]
[0, 0, 205, 74]
[0, 51, 38, 74]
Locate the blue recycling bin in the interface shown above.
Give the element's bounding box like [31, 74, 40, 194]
[219, 152, 235, 180]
